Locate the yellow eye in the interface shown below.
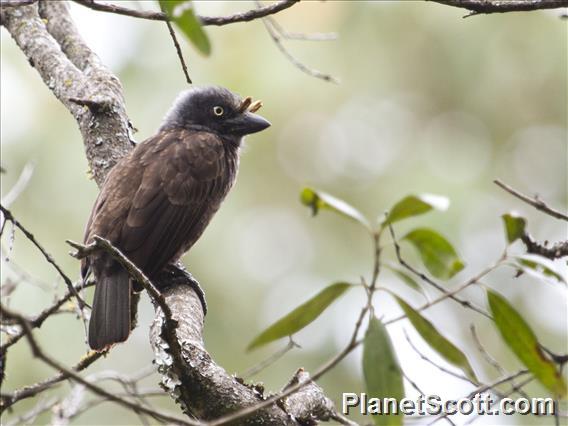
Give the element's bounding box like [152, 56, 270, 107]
[213, 106, 224, 116]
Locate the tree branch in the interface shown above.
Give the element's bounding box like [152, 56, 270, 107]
[430, 0, 568, 16]
[494, 179, 568, 221]
[521, 234, 568, 260]
[69, 0, 299, 26]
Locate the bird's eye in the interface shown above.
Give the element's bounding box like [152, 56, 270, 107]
[213, 106, 224, 116]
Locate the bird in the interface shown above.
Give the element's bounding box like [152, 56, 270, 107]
[82, 86, 270, 351]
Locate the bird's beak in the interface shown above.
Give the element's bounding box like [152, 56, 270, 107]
[229, 111, 271, 136]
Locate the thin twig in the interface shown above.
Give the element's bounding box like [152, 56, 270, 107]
[67, 238, 169, 318]
[494, 179, 568, 221]
[68, 389, 168, 420]
[57, 367, 158, 422]
[385, 253, 505, 326]
[470, 325, 505, 375]
[160, 6, 192, 84]
[0, 345, 104, 411]
[404, 329, 476, 385]
[0, 162, 35, 209]
[264, 15, 337, 41]
[470, 325, 532, 401]
[256, 1, 339, 83]
[3, 397, 59, 426]
[0, 280, 93, 353]
[70, 0, 299, 26]
[241, 337, 300, 379]
[428, 370, 531, 425]
[387, 223, 492, 319]
[0, 205, 87, 310]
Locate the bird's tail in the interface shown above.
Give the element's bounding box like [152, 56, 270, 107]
[88, 267, 131, 351]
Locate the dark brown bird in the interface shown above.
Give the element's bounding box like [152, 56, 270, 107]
[82, 86, 270, 351]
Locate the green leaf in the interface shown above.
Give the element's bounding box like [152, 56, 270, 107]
[501, 212, 527, 244]
[396, 297, 478, 383]
[159, 0, 211, 56]
[383, 194, 449, 225]
[514, 256, 566, 285]
[402, 228, 465, 280]
[363, 317, 404, 426]
[247, 282, 352, 351]
[300, 188, 370, 229]
[487, 290, 566, 397]
[384, 264, 423, 294]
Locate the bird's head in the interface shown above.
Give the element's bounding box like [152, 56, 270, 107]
[160, 86, 271, 142]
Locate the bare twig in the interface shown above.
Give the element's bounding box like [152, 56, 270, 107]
[385, 252, 505, 326]
[257, 5, 340, 83]
[470, 325, 532, 401]
[158, 2, 192, 84]
[164, 20, 192, 84]
[430, 0, 568, 16]
[0, 205, 86, 309]
[428, 370, 531, 425]
[54, 367, 158, 422]
[0, 162, 35, 209]
[264, 15, 337, 41]
[70, 0, 299, 26]
[0, 280, 93, 353]
[4, 397, 59, 426]
[0, 346, 104, 411]
[387, 223, 492, 319]
[65, 389, 168, 421]
[241, 337, 300, 379]
[404, 329, 477, 385]
[494, 179, 568, 221]
[470, 325, 505, 375]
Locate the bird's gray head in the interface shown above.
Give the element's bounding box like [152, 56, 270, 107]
[160, 86, 270, 141]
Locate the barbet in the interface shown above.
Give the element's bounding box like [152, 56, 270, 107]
[82, 86, 270, 350]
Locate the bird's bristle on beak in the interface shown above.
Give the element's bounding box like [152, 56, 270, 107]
[238, 96, 263, 113]
[249, 100, 262, 113]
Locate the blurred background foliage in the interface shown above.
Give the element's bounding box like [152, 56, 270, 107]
[1, 1, 566, 425]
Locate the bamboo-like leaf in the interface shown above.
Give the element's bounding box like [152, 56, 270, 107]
[300, 188, 370, 229]
[402, 228, 465, 280]
[488, 290, 566, 397]
[363, 317, 404, 426]
[159, 0, 211, 56]
[396, 297, 478, 383]
[383, 194, 449, 225]
[501, 212, 526, 244]
[514, 256, 566, 285]
[247, 282, 352, 351]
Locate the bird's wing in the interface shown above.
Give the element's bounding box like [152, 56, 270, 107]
[81, 151, 144, 278]
[116, 129, 230, 276]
